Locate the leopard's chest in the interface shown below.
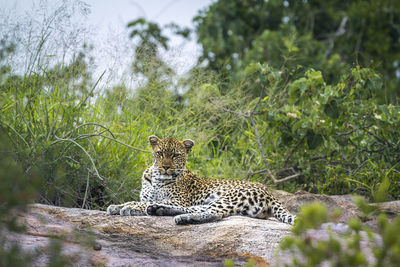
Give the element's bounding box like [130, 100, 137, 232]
[140, 171, 178, 202]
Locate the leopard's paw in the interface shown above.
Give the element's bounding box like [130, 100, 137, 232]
[106, 205, 120, 215]
[174, 214, 193, 225]
[120, 206, 144, 216]
[147, 204, 168, 216]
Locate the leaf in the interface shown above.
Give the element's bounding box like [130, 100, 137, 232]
[244, 130, 254, 138]
[288, 78, 307, 104]
[292, 120, 303, 133]
[127, 18, 146, 27]
[281, 132, 293, 145]
[366, 76, 383, 92]
[244, 62, 261, 76]
[306, 130, 323, 149]
[324, 100, 340, 119]
[374, 177, 390, 203]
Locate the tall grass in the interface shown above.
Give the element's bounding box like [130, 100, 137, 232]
[0, 62, 255, 209]
[1, 1, 399, 212]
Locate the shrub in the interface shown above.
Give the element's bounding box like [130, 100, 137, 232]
[279, 202, 400, 266]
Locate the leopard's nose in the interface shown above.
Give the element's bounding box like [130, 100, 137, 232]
[163, 166, 170, 171]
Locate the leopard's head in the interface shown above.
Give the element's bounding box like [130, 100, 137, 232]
[148, 135, 194, 176]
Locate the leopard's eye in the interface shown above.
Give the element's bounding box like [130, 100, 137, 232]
[173, 153, 181, 158]
[156, 151, 163, 157]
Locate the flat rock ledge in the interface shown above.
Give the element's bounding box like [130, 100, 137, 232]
[7, 203, 290, 266]
[4, 191, 399, 266]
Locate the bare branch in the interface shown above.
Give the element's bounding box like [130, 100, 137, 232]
[365, 130, 388, 146]
[220, 107, 247, 117]
[220, 92, 301, 184]
[246, 167, 300, 184]
[249, 168, 269, 176]
[56, 123, 151, 153]
[310, 149, 338, 161]
[282, 137, 304, 168]
[336, 121, 372, 136]
[325, 15, 348, 57]
[247, 113, 276, 181]
[273, 173, 301, 184]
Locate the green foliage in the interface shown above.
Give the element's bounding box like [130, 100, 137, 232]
[0, 129, 41, 215]
[290, 203, 329, 235]
[195, 0, 400, 100]
[238, 63, 400, 199]
[0, 128, 75, 267]
[280, 202, 400, 267]
[0, 1, 399, 217]
[0, 129, 41, 266]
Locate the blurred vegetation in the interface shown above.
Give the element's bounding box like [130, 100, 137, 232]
[280, 201, 400, 266]
[0, 126, 77, 266]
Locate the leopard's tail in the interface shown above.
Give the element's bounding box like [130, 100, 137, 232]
[269, 198, 296, 225]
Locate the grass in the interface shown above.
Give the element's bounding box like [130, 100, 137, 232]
[1, 2, 399, 211]
[0, 60, 254, 209]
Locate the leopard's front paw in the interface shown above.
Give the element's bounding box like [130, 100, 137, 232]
[120, 206, 145, 216]
[107, 205, 120, 215]
[174, 214, 192, 225]
[147, 204, 168, 216]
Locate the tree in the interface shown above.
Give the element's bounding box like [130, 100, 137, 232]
[127, 18, 174, 84]
[194, 0, 400, 102]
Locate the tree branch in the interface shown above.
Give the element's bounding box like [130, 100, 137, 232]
[221, 93, 300, 184]
[325, 15, 348, 57]
[282, 137, 304, 168]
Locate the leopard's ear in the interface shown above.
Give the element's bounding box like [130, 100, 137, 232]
[149, 135, 160, 148]
[183, 139, 194, 153]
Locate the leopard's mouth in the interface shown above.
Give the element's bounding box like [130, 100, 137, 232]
[159, 167, 178, 176]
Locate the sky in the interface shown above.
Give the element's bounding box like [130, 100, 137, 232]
[0, 0, 214, 86]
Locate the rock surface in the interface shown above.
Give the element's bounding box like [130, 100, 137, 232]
[4, 191, 400, 266]
[8, 204, 290, 266]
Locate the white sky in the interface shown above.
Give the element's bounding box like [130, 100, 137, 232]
[0, 0, 214, 87]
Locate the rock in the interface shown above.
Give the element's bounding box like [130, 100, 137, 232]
[3, 192, 399, 266]
[372, 200, 400, 214]
[273, 190, 400, 229]
[7, 203, 291, 266]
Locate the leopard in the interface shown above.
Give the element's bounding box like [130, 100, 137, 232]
[107, 135, 296, 225]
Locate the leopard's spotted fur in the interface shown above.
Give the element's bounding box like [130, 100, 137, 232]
[107, 135, 296, 225]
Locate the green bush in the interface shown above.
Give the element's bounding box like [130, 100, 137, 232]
[1, 59, 399, 209]
[280, 202, 400, 266]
